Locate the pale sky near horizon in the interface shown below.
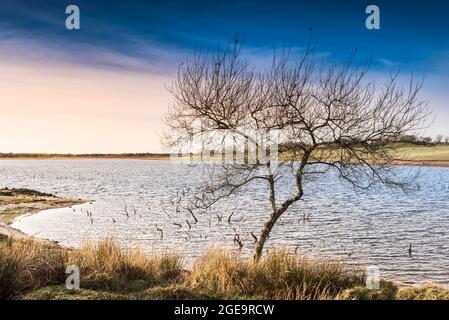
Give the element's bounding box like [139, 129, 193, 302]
[0, 60, 172, 153]
[1, 0, 448, 153]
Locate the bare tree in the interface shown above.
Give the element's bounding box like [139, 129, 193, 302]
[164, 41, 430, 260]
[445, 137, 449, 144]
[436, 135, 443, 144]
[423, 137, 433, 145]
[398, 134, 417, 143]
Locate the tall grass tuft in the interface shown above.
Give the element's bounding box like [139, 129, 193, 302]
[190, 248, 364, 300]
[2, 237, 375, 300]
[69, 237, 183, 291]
[0, 239, 66, 299]
[396, 285, 449, 300]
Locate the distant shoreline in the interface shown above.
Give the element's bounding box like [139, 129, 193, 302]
[2, 143, 449, 167]
[0, 153, 171, 160]
[390, 160, 449, 168]
[1, 156, 449, 168]
[1, 158, 449, 168]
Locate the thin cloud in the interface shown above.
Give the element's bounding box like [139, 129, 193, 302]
[377, 58, 400, 67]
[0, 31, 186, 75]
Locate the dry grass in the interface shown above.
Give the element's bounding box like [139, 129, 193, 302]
[396, 285, 449, 300]
[9, 236, 446, 300]
[0, 237, 183, 299]
[190, 248, 364, 300]
[0, 239, 66, 299]
[336, 280, 398, 300]
[393, 143, 449, 161]
[68, 237, 183, 291]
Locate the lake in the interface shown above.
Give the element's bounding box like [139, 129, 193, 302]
[1, 159, 449, 285]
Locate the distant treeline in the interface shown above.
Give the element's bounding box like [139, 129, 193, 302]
[395, 134, 449, 146]
[0, 153, 171, 159]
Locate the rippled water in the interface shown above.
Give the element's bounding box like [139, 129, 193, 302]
[1, 160, 449, 285]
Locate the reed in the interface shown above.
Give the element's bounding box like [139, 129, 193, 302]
[2, 236, 415, 300]
[0, 239, 66, 299]
[190, 248, 364, 300]
[68, 237, 183, 290]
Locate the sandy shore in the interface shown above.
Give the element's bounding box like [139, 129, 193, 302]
[0, 188, 85, 243]
[391, 160, 449, 167]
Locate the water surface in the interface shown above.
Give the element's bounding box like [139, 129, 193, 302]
[1, 160, 449, 285]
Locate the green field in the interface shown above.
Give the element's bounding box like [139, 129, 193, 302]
[394, 144, 449, 162]
[1, 144, 449, 165]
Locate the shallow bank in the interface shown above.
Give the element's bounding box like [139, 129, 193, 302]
[0, 188, 85, 243]
[391, 160, 449, 167]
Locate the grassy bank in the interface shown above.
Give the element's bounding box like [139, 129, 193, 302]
[1, 237, 448, 300]
[395, 143, 449, 161]
[280, 143, 449, 167]
[1, 144, 449, 166]
[0, 188, 84, 225]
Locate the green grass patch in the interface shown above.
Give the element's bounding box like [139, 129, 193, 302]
[397, 285, 449, 300]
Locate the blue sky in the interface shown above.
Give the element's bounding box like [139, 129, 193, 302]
[0, 0, 448, 152]
[1, 0, 448, 70]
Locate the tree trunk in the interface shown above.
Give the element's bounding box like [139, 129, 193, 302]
[253, 192, 304, 261]
[253, 211, 281, 261]
[253, 157, 307, 261]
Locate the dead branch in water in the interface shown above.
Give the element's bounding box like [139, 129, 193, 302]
[187, 208, 198, 224]
[227, 211, 234, 224]
[233, 228, 243, 250]
[251, 232, 258, 244]
[155, 224, 164, 239]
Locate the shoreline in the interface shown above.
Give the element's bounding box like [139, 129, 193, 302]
[2, 143, 449, 167]
[1, 158, 449, 168]
[2, 187, 449, 298]
[0, 154, 170, 161]
[0, 188, 86, 244]
[391, 160, 449, 168]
